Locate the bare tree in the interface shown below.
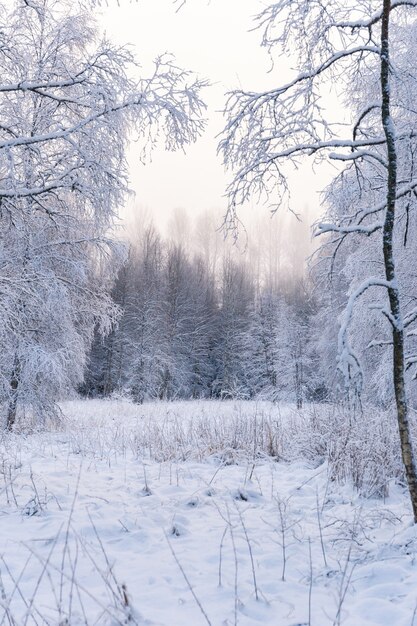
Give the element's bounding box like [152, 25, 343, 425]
[219, 1, 417, 520]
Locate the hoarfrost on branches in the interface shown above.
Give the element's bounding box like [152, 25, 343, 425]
[0, 0, 206, 426]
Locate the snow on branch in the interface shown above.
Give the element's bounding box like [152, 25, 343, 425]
[328, 149, 388, 168]
[219, 0, 417, 230]
[337, 278, 393, 393]
[317, 176, 417, 239]
[316, 221, 384, 236]
[219, 13, 380, 221]
[256, 0, 417, 54]
[0, 13, 207, 215]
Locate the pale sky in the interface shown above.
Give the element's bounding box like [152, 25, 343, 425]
[99, 0, 330, 237]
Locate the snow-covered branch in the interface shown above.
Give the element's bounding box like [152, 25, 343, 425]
[338, 278, 392, 392]
[0, 0, 207, 424]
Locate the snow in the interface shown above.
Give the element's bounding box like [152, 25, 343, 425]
[0, 399, 416, 625]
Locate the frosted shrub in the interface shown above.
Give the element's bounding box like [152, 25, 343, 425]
[131, 408, 285, 463]
[291, 405, 405, 498]
[327, 410, 403, 498]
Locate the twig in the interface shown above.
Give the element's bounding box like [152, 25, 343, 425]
[164, 531, 212, 626]
[218, 526, 228, 588]
[235, 503, 259, 600]
[316, 489, 328, 568]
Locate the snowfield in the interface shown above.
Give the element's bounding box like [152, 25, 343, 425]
[0, 399, 416, 625]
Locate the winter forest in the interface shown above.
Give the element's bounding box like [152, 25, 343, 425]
[84, 209, 319, 406]
[3, 0, 417, 624]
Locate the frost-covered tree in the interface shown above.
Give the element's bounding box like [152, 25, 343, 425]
[219, 1, 417, 520]
[82, 259, 131, 398]
[85, 224, 219, 401]
[213, 255, 254, 399]
[249, 290, 281, 399]
[0, 0, 205, 427]
[249, 283, 318, 406]
[125, 228, 166, 402]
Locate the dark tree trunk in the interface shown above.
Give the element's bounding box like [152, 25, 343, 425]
[7, 355, 20, 431]
[295, 361, 302, 410]
[381, 0, 417, 522]
[103, 330, 115, 397]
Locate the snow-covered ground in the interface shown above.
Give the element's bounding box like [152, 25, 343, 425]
[0, 399, 416, 625]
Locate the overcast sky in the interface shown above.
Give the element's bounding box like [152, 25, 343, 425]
[99, 0, 330, 236]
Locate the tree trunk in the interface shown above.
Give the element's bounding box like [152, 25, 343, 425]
[7, 355, 20, 431]
[103, 331, 115, 397]
[381, 0, 417, 522]
[295, 361, 302, 410]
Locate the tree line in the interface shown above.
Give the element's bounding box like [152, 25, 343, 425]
[82, 212, 323, 405]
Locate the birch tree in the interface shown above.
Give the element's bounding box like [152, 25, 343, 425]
[220, 1, 417, 520]
[0, 0, 205, 427]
